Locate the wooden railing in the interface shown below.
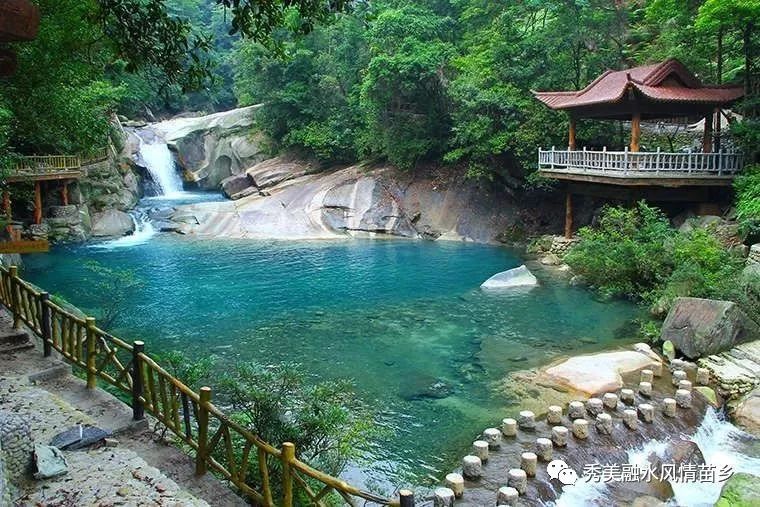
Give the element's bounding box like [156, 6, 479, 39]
[0, 265, 404, 506]
[538, 147, 743, 178]
[12, 155, 82, 173]
[10, 146, 110, 177]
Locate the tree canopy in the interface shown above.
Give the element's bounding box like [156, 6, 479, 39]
[0, 0, 757, 179]
[231, 0, 757, 180]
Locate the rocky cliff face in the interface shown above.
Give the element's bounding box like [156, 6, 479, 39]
[147, 106, 269, 189]
[170, 156, 561, 242]
[136, 106, 564, 243]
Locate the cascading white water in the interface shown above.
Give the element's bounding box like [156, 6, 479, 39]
[90, 211, 156, 249]
[554, 408, 760, 507]
[137, 138, 185, 197]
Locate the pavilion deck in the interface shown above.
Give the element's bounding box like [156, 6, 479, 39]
[538, 148, 743, 187]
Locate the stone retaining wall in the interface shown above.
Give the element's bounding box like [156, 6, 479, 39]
[749, 244, 760, 266]
[0, 411, 33, 488]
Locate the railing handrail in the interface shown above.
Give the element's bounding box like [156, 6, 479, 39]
[538, 147, 741, 156]
[0, 265, 400, 507]
[538, 147, 743, 177]
[10, 146, 111, 175]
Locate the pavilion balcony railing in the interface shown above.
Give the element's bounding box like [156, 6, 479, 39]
[538, 147, 743, 178]
[11, 154, 82, 173]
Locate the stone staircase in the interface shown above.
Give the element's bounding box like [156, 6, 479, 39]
[0, 327, 33, 354]
[0, 311, 246, 506]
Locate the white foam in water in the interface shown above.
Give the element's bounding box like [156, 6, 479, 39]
[90, 212, 155, 249]
[137, 137, 185, 197]
[553, 408, 760, 507]
[669, 408, 760, 506]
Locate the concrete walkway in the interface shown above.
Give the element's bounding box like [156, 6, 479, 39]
[0, 310, 246, 506]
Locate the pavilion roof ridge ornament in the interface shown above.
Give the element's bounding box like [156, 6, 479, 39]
[532, 59, 744, 117]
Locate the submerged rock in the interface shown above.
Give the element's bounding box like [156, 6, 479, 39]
[661, 298, 760, 359]
[399, 376, 454, 401]
[480, 265, 537, 289]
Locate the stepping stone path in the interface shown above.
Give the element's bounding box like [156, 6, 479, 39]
[448, 364, 710, 506]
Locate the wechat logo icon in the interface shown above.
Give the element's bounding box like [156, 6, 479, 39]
[547, 459, 578, 486]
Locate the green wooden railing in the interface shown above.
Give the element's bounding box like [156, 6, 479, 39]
[0, 265, 404, 506]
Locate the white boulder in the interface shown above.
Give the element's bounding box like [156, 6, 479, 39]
[480, 265, 537, 289]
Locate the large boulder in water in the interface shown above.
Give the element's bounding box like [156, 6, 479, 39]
[716, 473, 760, 506]
[661, 298, 760, 359]
[480, 265, 537, 289]
[91, 209, 134, 237]
[536, 343, 662, 396]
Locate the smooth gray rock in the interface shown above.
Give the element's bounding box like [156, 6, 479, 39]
[91, 209, 135, 237]
[480, 265, 537, 289]
[220, 173, 253, 198]
[661, 297, 760, 359]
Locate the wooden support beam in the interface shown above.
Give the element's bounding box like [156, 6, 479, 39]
[714, 108, 721, 152]
[568, 116, 577, 151]
[702, 113, 713, 153]
[630, 112, 641, 152]
[61, 181, 69, 206]
[564, 191, 573, 239]
[33, 181, 42, 225]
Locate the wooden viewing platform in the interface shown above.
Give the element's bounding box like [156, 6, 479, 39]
[1, 148, 110, 236]
[538, 148, 743, 186]
[532, 59, 746, 238]
[6, 155, 83, 182]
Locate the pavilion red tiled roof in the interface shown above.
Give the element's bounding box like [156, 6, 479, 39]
[533, 59, 744, 110]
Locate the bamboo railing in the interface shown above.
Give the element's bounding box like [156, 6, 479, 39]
[538, 147, 743, 178]
[0, 265, 403, 506]
[12, 155, 82, 173]
[10, 146, 110, 177]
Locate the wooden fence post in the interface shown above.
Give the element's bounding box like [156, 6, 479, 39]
[40, 292, 51, 357]
[196, 386, 212, 476]
[9, 265, 19, 329]
[281, 442, 295, 507]
[132, 341, 145, 421]
[399, 489, 415, 506]
[85, 317, 97, 388]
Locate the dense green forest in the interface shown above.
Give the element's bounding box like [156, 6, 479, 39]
[1, 0, 758, 179]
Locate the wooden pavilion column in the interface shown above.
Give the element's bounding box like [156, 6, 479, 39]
[713, 108, 721, 152]
[568, 116, 577, 150]
[702, 112, 713, 153]
[33, 181, 42, 225]
[61, 181, 69, 206]
[629, 112, 641, 152]
[564, 190, 573, 239]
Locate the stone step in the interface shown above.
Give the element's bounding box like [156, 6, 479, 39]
[0, 328, 34, 353]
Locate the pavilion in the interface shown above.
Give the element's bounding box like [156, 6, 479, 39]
[533, 59, 745, 238]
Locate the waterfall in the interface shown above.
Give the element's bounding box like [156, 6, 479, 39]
[136, 137, 185, 197]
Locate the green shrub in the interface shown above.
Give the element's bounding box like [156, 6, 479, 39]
[564, 202, 674, 298]
[566, 202, 751, 318]
[734, 164, 760, 242]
